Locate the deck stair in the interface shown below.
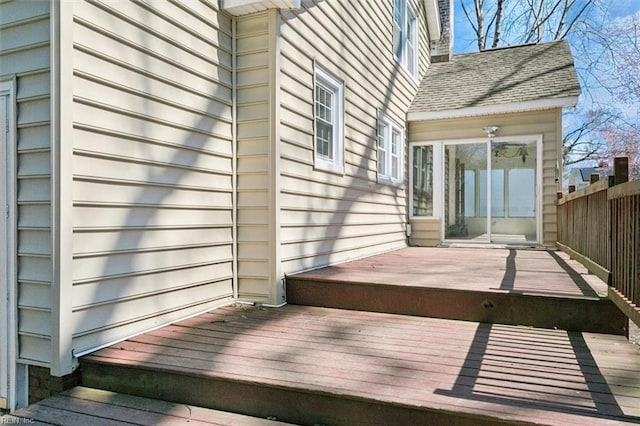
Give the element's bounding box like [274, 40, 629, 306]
[77, 302, 640, 425]
[9, 385, 293, 425]
[18, 247, 640, 425]
[286, 247, 627, 335]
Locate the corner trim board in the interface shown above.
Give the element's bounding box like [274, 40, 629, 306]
[51, 0, 75, 376]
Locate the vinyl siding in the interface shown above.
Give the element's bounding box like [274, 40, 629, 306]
[0, 0, 53, 365]
[277, 0, 430, 275]
[409, 218, 440, 246]
[68, 0, 234, 353]
[409, 109, 562, 246]
[235, 11, 275, 302]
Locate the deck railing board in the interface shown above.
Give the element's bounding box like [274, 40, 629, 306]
[557, 164, 640, 327]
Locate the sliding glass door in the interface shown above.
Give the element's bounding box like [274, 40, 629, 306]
[443, 142, 488, 241]
[490, 140, 538, 243]
[442, 139, 539, 244]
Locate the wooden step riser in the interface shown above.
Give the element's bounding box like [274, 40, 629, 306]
[80, 361, 514, 426]
[286, 279, 627, 335]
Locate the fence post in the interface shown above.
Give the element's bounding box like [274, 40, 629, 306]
[614, 157, 629, 186]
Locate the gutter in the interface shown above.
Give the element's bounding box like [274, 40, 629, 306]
[407, 96, 580, 121]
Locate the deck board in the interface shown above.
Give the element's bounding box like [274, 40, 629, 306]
[285, 247, 627, 334]
[82, 304, 640, 425]
[10, 387, 292, 425]
[289, 247, 608, 297]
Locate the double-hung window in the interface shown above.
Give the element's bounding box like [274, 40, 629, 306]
[393, 0, 418, 77]
[378, 114, 404, 185]
[314, 66, 344, 174]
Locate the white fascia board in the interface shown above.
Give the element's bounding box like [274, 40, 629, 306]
[222, 0, 300, 15]
[424, 0, 441, 41]
[407, 96, 579, 121]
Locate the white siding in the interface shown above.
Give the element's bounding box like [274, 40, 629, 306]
[409, 109, 562, 247]
[0, 0, 53, 365]
[69, 0, 235, 353]
[277, 0, 430, 275]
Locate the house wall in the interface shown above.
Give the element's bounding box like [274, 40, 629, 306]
[276, 0, 430, 278]
[67, 1, 235, 356]
[409, 109, 563, 247]
[0, 0, 53, 365]
[409, 218, 440, 246]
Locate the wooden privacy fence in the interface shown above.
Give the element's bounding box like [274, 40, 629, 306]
[557, 158, 640, 327]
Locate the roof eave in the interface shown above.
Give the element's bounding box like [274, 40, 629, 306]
[424, 0, 442, 41]
[222, 0, 301, 16]
[407, 96, 579, 121]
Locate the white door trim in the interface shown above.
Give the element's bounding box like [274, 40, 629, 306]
[408, 135, 543, 246]
[1, 78, 22, 411]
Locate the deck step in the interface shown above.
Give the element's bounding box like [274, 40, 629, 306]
[10, 386, 292, 425]
[285, 247, 627, 335]
[286, 275, 627, 335]
[80, 304, 640, 426]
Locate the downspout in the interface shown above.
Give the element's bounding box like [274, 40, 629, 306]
[232, 16, 239, 301]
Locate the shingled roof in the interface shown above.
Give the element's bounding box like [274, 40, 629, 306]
[408, 40, 581, 121]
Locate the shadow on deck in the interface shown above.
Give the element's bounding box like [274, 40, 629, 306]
[286, 247, 627, 335]
[71, 304, 640, 425]
[11, 247, 640, 425]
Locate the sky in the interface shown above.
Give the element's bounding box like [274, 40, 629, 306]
[452, 0, 640, 53]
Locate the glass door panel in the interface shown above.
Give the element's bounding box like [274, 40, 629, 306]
[490, 140, 537, 243]
[444, 142, 488, 241]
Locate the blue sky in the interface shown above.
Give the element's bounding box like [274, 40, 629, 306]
[608, 0, 640, 18]
[452, 0, 640, 53]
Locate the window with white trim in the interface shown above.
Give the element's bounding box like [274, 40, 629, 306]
[377, 114, 404, 185]
[314, 66, 344, 174]
[393, 0, 418, 77]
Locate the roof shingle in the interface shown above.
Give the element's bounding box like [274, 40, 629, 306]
[409, 40, 581, 118]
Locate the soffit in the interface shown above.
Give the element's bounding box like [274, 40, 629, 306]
[222, 0, 301, 16]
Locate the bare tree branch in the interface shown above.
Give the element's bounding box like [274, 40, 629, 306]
[491, 0, 504, 47]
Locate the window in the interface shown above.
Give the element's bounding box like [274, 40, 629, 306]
[479, 169, 505, 217]
[393, 0, 418, 77]
[412, 145, 433, 216]
[393, 0, 404, 59]
[314, 66, 344, 173]
[378, 114, 404, 185]
[508, 169, 535, 217]
[406, 4, 418, 76]
[464, 170, 476, 217]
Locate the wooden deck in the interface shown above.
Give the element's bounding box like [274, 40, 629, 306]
[79, 304, 640, 425]
[287, 247, 627, 334]
[9, 386, 292, 425]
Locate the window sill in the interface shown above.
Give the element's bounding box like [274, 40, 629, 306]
[314, 160, 344, 176]
[377, 176, 404, 188]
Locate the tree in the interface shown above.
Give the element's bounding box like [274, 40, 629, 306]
[458, 0, 640, 179]
[460, 0, 594, 50]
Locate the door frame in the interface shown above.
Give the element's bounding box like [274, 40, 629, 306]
[409, 135, 543, 245]
[1, 78, 22, 411]
[440, 135, 543, 244]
